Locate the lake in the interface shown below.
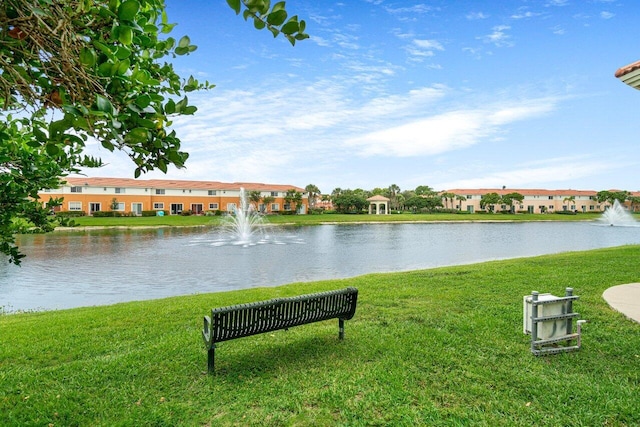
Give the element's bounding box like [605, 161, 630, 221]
[1, 221, 640, 312]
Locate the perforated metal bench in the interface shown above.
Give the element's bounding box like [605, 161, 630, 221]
[202, 287, 358, 373]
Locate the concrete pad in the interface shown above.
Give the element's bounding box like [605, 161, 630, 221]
[602, 283, 640, 324]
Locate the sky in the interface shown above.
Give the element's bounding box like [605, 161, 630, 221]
[77, 0, 640, 195]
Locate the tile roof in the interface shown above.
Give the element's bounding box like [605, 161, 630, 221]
[615, 60, 640, 78]
[62, 177, 305, 192]
[445, 188, 640, 197]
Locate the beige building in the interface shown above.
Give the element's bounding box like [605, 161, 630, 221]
[444, 188, 640, 214]
[38, 177, 308, 216]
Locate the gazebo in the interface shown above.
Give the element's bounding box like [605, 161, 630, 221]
[367, 195, 390, 215]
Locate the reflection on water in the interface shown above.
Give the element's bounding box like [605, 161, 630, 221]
[2, 222, 640, 312]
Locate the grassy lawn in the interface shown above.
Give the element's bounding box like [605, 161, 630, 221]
[1, 246, 639, 426]
[67, 211, 605, 228]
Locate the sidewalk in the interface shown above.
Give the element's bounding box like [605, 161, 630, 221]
[602, 283, 640, 323]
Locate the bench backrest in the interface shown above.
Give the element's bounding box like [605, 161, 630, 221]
[206, 287, 358, 344]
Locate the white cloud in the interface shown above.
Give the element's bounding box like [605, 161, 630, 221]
[478, 25, 514, 47]
[346, 99, 558, 158]
[466, 12, 489, 20]
[600, 11, 615, 19]
[435, 159, 619, 190]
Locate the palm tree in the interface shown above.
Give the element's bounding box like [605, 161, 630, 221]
[305, 184, 321, 210]
[563, 196, 575, 212]
[388, 184, 401, 211]
[440, 192, 455, 210]
[456, 194, 466, 212]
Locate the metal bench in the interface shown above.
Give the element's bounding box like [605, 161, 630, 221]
[202, 287, 358, 373]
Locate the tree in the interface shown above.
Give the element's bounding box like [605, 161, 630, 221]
[456, 194, 467, 212]
[333, 189, 367, 213]
[261, 195, 275, 213]
[480, 192, 501, 213]
[0, 0, 309, 264]
[501, 192, 524, 213]
[248, 191, 262, 210]
[597, 190, 629, 208]
[388, 184, 401, 211]
[414, 185, 435, 196]
[563, 196, 576, 212]
[628, 196, 640, 213]
[440, 192, 455, 210]
[283, 188, 302, 213]
[305, 184, 320, 210]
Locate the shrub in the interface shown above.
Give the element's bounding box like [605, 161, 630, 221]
[141, 210, 164, 217]
[56, 211, 86, 217]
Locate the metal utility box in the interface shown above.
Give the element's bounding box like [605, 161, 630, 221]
[523, 288, 584, 355]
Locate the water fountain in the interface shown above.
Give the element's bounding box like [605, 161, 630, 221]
[599, 200, 638, 226]
[222, 187, 265, 245]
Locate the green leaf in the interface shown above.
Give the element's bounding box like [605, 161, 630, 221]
[226, 0, 241, 14]
[118, 26, 134, 45]
[79, 47, 97, 67]
[118, 0, 140, 21]
[137, 119, 156, 129]
[158, 158, 168, 173]
[115, 46, 132, 59]
[183, 106, 197, 115]
[281, 20, 299, 35]
[101, 140, 115, 151]
[135, 94, 151, 108]
[178, 36, 190, 48]
[272, 1, 286, 12]
[127, 127, 150, 142]
[95, 95, 114, 115]
[45, 144, 60, 156]
[165, 99, 175, 115]
[254, 18, 266, 30]
[116, 59, 130, 75]
[267, 10, 287, 26]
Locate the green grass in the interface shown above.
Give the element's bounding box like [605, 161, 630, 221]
[2, 246, 639, 426]
[68, 211, 605, 228]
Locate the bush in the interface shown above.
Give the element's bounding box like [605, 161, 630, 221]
[91, 211, 124, 217]
[180, 210, 192, 216]
[56, 211, 86, 217]
[141, 210, 165, 217]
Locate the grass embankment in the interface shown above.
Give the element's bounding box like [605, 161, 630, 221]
[68, 211, 604, 228]
[1, 246, 639, 426]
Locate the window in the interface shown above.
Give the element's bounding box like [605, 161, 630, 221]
[155, 189, 165, 195]
[115, 188, 125, 194]
[209, 203, 219, 210]
[284, 203, 291, 211]
[271, 191, 278, 197]
[271, 203, 280, 211]
[69, 202, 82, 211]
[70, 186, 83, 193]
[548, 196, 553, 200]
[208, 190, 217, 196]
[153, 202, 164, 209]
[114, 203, 125, 211]
[227, 203, 237, 213]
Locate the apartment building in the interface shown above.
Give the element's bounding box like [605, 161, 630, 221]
[445, 188, 640, 213]
[38, 177, 308, 215]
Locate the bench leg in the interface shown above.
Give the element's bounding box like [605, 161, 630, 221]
[207, 345, 216, 374]
[339, 318, 345, 340]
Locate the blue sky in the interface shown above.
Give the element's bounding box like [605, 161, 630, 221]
[81, 0, 640, 195]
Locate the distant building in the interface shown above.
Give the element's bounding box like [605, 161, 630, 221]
[443, 188, 640, 213]
[38, 177, 308, 216]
